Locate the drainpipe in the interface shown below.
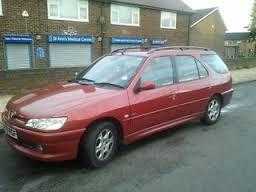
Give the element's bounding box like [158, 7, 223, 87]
[187, 14, 191, 46]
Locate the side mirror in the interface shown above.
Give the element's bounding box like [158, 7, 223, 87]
[138, 81, 156, 92]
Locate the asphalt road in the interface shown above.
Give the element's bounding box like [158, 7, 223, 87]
[0, 82, 256, 192]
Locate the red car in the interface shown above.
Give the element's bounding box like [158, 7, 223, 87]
[2, 46, 233, 168]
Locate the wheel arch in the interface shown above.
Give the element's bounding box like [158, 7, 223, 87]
[85, 117, 124, 143]
[211, 93, 223, 107]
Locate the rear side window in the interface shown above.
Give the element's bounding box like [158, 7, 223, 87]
[141, 56, 174, 87]
[200, 54, 229, 74]
[175, 56, 199, 82]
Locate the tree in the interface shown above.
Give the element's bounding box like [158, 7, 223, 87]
[250, 0, 256, 39]
[249, 0, 256, 55]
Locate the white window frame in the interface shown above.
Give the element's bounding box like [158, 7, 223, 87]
[111, 4, 140, 27]
[161, 11, 177, 29]
[47, 0, 89, 22]
[0, 0, 3, 16]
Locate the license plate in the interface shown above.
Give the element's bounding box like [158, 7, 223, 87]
[3, 124, 18, 140]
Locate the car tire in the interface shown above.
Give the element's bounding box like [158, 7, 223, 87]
[79, 121, 118, 168]
[202, 96, 222, 125]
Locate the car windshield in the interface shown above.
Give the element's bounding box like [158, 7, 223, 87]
[76, 55, 144, 88]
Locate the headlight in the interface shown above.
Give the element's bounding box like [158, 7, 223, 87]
[26, 117, 67, 131]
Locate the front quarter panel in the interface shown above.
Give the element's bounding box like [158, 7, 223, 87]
[64, 89, 130, 136]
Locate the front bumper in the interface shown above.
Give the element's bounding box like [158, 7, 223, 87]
[3, 121, 85, 162]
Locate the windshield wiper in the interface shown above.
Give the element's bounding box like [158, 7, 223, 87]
[94, 82, 124, 89]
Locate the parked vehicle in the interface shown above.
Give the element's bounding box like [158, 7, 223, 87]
[2, 46, 233, 168]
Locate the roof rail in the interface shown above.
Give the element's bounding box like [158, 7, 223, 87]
[111, 46, 150, 55]
[148, 46, 209, 54]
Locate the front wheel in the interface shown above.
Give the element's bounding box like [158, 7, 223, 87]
[79, 121, 118, 168]
[202, 96, 222, 125]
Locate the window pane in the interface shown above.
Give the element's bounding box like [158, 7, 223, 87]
[111, 5, 118, 23]
[0, 0, 3, 15]
[60, 0, 78, 19]
[133, 10, 139, 25]
[175, 56, 199, 82]
[141, 57, 173, 87]
[196, 60, 208, 78]
[79, 0, 88, 19]
[48, 0, 59, 17]
[161, 11, 176, 29]
[119, 6, 133, 24]
[80, 7, 87, 19]
[48, 0, 88, 20]
[200, 54, 229, 74]
[111, 4, 139, 25]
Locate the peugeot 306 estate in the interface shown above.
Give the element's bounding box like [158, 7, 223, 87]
[2, 46, 233, 168]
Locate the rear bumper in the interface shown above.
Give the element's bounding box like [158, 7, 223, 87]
[221, 88, 234, 107]
[4, 122, 85, 162]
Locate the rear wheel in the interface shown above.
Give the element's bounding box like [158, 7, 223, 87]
[202, 96, 222, 125]
[79, 121, 118, 168]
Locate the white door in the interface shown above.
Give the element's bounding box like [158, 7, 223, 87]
[49, 44, 91, 68]
[6, 44, 31, 70]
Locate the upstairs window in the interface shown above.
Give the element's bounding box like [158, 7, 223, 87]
[48, 0, 89, 22]
[0, 0, 2, 16]
[111, 4, 140, 26]
[161, 11, 177, 29]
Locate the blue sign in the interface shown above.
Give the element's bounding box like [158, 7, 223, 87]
[112, 37, 144, 44]
[4, 35, 33, 44]
[48, 35, 95, 44]
[36, 47, 46, 59]
[151, 39, 168, 45]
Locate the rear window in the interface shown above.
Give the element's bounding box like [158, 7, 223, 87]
[200, 54, 229, 74]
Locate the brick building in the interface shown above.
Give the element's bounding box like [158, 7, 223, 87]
[0, 0, 194, 93]
[190, 7, 226, 56]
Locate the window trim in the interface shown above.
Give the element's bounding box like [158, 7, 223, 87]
[0, 0, 3, 16]
[160, 11, 177, 29]
[139, 56, 175, 89]
[195, 59, 209, 79]
[111, 4, 140, 27]
[47, 0, 89, 22]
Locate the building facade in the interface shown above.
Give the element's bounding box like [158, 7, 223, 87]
[189, 7, 226, 56]
[0, 0, 193, 93]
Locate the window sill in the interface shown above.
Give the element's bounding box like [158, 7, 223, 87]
[161, 26, 177, 30]
[111, 22, 140, 27]
[49, 17, 89, 23]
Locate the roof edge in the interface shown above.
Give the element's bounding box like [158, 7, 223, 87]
[190, 7, 219, 28]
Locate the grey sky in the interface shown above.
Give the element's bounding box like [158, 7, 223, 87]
[183, 0, 253, 32]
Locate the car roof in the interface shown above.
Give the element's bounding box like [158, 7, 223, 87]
[111, 46, 217, 57]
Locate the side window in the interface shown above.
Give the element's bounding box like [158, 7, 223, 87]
[200, 54, 229, 74]
[141, 57, 173, 87]
[175, 56, 199, 83]
[196, 60, 208, 78]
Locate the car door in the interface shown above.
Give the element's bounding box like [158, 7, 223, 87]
[127, 56, 178, 136]
[174, 55, 211, 117]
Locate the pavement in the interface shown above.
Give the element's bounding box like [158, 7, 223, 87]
[0, 80, 256, 192]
